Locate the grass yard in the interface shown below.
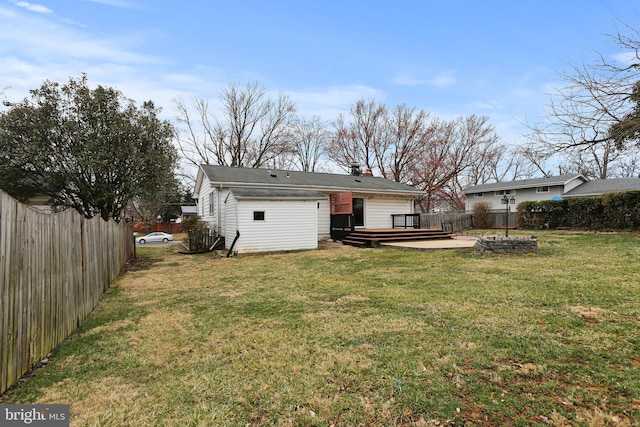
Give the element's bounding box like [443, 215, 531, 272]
[3, 231, 640, 426]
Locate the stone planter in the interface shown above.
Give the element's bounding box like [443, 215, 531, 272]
[474, 236, 537, 253]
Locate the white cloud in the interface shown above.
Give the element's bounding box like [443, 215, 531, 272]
[391, 74, 426, 86]
[429, 74, 457, 88]
[0, 4, 178, 114]
[289, 85, 385, 119]
[84, 0, 139, 8]
[10, 0, 52, 14]
[611, 51, 638, 66]
[392, 72, 456, 88]
[470, 99, 503, 111]
[0, 7, 162, 65]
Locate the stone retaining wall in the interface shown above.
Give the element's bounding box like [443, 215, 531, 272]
[474, 236, 538, 253]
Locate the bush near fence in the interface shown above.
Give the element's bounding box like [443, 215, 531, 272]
[0, 190, 133, 394]
[517, 191, 640, 230]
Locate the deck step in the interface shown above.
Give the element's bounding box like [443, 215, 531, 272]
[342, 228, 454, 247]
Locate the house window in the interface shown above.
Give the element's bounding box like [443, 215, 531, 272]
[474, 192, 484, 198]
[536, 186, 550, 193]
[352, 197, 364, 227]
[253, 211, 265, 221]
[209, 192, 215, 214]
[494, 190, 515, 196]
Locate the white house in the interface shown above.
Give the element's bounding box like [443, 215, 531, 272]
[463, 174, 587, 211]
[193, 165, 424, 253]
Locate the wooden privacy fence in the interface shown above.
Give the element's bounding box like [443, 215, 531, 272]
[0, 191, 133, 394]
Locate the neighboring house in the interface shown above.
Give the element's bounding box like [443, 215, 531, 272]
[193, 165, 424, 253]
[464, 174, 640, 212]
[562, 178, 640, 198]
[180, 205, 198, 222]
[463, 174, 587, 211]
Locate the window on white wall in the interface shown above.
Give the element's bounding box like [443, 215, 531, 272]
[253, 211, 265, 221]
[536, 186, 550, 193]
[209, 192, 214, 214]
[494, 190, 515, 196]
[474, 192, 484, 198]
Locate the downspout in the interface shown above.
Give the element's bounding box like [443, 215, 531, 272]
[226, 230, 240, 257]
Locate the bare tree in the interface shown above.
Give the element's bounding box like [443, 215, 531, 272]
[328, 99, 386, 174]
[527, 21, 640, 178]
[327, 98, 503, 210]
[517, 140, 556, 177]
[380, 104, 432, 182]
[175, 82, 296, 181]
[327, 100, 433, 181]
[288, 116, 330, 172]
[175, 96, 220, 168]
[408, 115, 500, 211]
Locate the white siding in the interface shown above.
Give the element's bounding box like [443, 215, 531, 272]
[198, 179, 214, 225]
[218, 188, 230, 236]
[197, 183, 230, 235]
[317, 198, 330, 240]
[230, 199, 318, 253]
[224, 193, 237, 243]
[364, 196, 413, 229]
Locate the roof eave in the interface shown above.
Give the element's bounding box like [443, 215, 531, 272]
[210, 181, 423, 196]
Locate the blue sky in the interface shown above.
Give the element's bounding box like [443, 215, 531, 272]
[1, 0, 638, 148]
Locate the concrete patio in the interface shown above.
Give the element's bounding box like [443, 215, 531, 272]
[380, 235, 478, 250]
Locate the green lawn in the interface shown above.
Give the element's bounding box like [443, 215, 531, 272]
[3, 231, 640, 426]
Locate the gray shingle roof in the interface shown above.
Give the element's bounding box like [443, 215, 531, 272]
[463, 174, 585, 194]
[562, 178, 640, 197]
[229, 188, 327, 200]
[199, 165, 423, 195]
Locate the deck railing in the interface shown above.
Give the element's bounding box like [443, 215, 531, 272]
[391, 213, 421, 229]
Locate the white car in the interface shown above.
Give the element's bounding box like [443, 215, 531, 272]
[135, 232, 174, 244]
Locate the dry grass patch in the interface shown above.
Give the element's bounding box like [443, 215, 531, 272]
[78, 319, 135, 337]
[569, 305, 610, 322]
[126, 310, 202, 367]
[36, 377, 157, 426]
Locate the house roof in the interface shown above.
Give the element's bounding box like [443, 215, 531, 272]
[462, 174, 585, 194]
[562, 178, 640, 197]
[181, 205, 197, 215]
[228, 188, 328, 200]
[196, 165, 423, 197]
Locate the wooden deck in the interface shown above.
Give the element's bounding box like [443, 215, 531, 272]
[342, 228, 453, 247]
